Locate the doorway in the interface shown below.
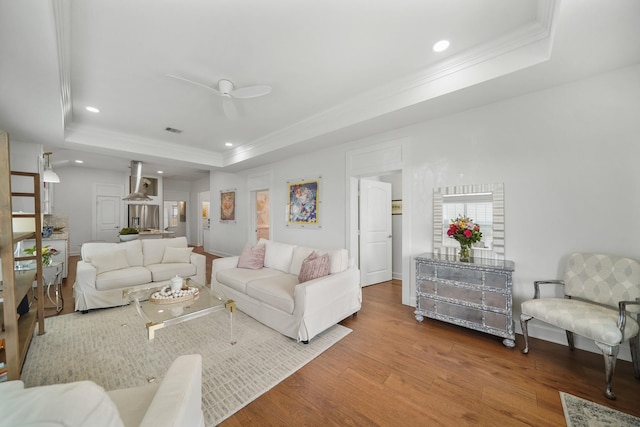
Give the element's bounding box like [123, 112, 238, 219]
[255, 190, 270, 241]
[164, 200, 187, 238]
[346, 140, 408, 303]
[198, 191, 210, 249]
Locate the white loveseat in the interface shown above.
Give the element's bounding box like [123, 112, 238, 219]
[0, 354, 204, 427]
[74, 236, 205, 311]
[212, 239, 362, 342]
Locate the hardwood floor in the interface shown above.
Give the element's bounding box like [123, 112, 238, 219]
[58, 249, 640, 426]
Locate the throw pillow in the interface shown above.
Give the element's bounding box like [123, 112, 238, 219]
[237, 243, 266, 269]
[161, 246, 193, 263]
[298, 251, 330, 283]
[89, 249, 130, 275]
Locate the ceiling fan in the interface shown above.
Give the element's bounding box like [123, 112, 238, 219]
[167, 75, 272, 119]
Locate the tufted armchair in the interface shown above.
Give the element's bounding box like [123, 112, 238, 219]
[520, 253, 640, 399]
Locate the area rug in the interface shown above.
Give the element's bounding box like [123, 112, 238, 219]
[560, 392, 640, 427]
[21, 306, 351, 426]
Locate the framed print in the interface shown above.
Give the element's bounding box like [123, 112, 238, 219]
[179, 201, 186, 222]
[287, 177, 321, 228]
[392, 199, 402, 215]
[220, 189, 236, 222]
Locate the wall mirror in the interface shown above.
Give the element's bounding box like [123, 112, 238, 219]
[433, 183, 505, 259]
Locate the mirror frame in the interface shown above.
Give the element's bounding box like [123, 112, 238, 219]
[433, 182, 505, 260]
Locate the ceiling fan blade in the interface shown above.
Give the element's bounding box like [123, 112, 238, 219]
[166, 74, 220, 95]
[231, 85, 272, 99]
[222, 97, 238, 119]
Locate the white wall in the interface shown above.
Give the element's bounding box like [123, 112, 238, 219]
[53, 166, 126, 254]
[207, 171, 248, 256]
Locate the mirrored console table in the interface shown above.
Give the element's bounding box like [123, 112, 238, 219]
[414, 253, 516, 348]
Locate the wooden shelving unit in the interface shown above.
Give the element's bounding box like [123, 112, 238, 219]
[0, 130, 45, 381]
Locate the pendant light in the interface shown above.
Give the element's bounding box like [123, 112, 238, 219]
[43, 152, 60, 183]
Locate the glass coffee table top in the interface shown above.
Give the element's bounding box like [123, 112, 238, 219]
[124, 278, 236, 342]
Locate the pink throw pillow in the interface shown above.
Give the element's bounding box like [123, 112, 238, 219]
[298, 251, 330, 283]
[237, 243, 265, 269]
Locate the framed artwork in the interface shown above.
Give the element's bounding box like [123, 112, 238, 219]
[220, 189, 236, 222]
[392, 199, 402, 215]
[179, 201, 186, 222]
[287, 177, 321, 228]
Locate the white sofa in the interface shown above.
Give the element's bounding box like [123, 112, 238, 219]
[74, 236, 205, 311]
[0, 354, 204, 427]
[212, 239, 362, 342]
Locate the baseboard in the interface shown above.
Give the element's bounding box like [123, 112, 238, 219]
[404, 298, 632, 362]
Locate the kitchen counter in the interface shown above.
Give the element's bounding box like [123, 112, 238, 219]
[138, 229, 176, 239]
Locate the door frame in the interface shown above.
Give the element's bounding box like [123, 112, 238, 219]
[359, 179, 393, 286]
[92, 183, 125, 242]
[346, 138, 412, 305]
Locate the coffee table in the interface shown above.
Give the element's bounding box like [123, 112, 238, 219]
[124, 278, 236, 343]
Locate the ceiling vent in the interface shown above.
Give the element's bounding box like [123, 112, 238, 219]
[165, 127, 183, 134]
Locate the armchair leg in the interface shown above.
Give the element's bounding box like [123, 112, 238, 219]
[520, 314, 532, 354]
[595, 342, 619, 400]
[566, 330, 575, 350]
[630, 334, 640, 379]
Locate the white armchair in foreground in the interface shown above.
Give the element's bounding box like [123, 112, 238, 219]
[0, 354, 204, 427]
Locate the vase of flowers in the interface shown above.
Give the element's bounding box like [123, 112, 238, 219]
[446, 215, 482, 262]
[23, 245, 59, 266]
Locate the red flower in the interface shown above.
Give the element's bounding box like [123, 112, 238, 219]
[463, 229, 472, 238]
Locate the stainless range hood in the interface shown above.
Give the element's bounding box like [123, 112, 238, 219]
[123, 160, 152, 201]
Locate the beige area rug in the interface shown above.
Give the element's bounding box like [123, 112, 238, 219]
[560, 392, 640, 427]
[21, 306, 351, 426]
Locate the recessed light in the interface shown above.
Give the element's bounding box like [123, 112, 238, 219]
[75, 160, 83, 164]
[433, 40, 450, 52]
[86, 106, 100, 113]
[157, 171, 164, 174]
[225, 142, 233, 147]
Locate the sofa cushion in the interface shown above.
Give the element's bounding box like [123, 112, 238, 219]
[82, 239, 144, 267]
[89, 249, 130, 275]
[237, 243, 266, 269]
[216, 267, 282, 294]
[298, 251, 330, 283]
[261, 239, 295, 272]
[289, 246, 315, 276]
[0, 380, 124, 427]
[323, 248, 349, 274]
[161, 246, 193, 264]
[95, 266, 152, 291]
[246, 274, 298, 314]
[147, 263, 197, 282]
[142, 237, 188, 266]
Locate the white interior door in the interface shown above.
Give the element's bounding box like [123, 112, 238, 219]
[96, 195, 121, 242]
[359, 179, 392, 286]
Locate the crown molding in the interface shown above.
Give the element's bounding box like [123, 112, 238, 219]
[65, 123, 224, 167]
[225, 0, 558, 168]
